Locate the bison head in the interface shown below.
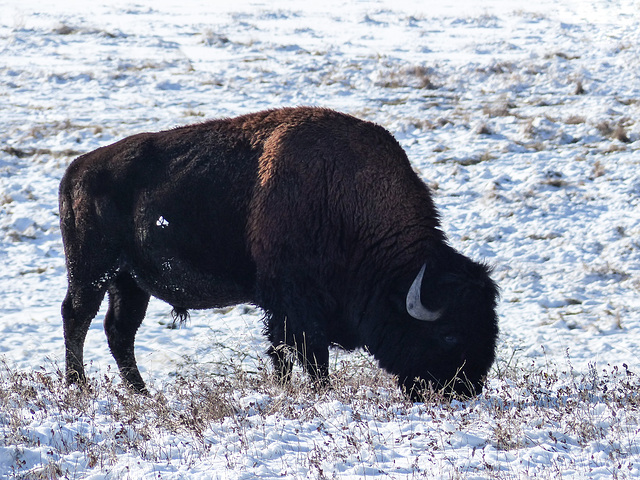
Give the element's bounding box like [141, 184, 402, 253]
[374, 245, 499, 401]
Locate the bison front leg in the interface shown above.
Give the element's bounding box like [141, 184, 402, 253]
[104, 273, 150, 394]
[297, 330, 330, 389]
[265, 312, 330, 390]
[266, 334, 294, 386]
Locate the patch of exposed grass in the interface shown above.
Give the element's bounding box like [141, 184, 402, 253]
[483, 102, 516, 118]
[376, 65, 439, 89]
[596, 121, 631, 143]
[565, 115, 586, 125]
[2, 147, 84, 159]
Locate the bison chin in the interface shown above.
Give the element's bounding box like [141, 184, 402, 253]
[374, 322, 495, 402]
[401, 369, 485, 402]
[391, 335, 494, 401]
[389, 347, 490, 402]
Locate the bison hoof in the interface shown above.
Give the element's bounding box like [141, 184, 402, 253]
[122, 378, 149, 396]
[274, 372, 292, 387]
[131, 385, 150, 396]
[312, 378, 332, 394]
[65, 368, 86, 386]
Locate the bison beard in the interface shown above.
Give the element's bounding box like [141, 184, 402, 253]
[59, 107, 499, 400]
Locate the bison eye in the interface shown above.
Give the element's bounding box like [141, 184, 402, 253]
[442, 334, 460, 348]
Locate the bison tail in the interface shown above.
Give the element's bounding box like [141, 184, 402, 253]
[170, 307, 190, 327]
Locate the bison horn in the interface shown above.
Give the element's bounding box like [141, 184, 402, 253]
[406, 264, 442, 321]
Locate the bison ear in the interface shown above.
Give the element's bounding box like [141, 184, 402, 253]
[406, 264, 442, 322]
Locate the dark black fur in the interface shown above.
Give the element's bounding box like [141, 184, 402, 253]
[59, 107, 498, 399]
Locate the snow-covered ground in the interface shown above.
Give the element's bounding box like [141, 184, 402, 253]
[1, 0, 639, 478]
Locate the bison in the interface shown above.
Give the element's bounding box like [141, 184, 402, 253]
[59, 107, 498, 400]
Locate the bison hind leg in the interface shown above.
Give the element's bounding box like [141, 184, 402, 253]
[104, 272, 150, 393]
[62, 286, 107, 387]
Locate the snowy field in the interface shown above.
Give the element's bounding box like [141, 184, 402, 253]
[1, 0, 640, 478]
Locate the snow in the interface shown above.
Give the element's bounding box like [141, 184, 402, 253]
[1, 0, 640, 478]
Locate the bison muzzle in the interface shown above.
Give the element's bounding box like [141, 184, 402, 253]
[59, 107, 499, 400]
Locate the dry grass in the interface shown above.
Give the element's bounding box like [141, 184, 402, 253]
[590, 160, 606, 179]
[376, 66, 439, 89]
[483, 102, 516, 118]
[1, 352, 639, 478]
[1, 147, 84, 159]
[595, 121, 631, 143]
